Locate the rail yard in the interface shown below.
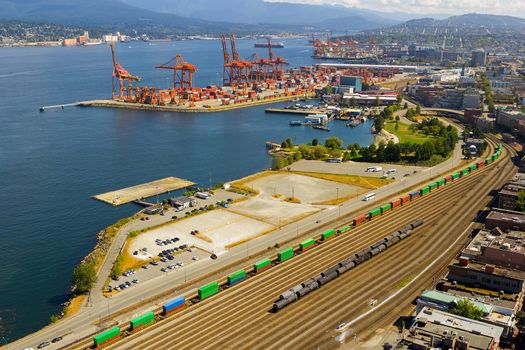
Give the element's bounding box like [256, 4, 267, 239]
[56, 140, 517, 350]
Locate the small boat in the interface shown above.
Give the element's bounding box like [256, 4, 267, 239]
[313, 125, 330, 131]
[289, 121, 302, 126]
[346, 119, 361, 127]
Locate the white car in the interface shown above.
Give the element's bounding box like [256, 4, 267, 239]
[192, 256, 199, 261]
[336, 322, 348, 331]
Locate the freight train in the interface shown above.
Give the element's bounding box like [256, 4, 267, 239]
[272, 219, 424, 312]
[91, 144, 503, 348]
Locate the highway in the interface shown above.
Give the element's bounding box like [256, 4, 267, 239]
[90, 139, 514, 350]
[5, 119, 470, 350]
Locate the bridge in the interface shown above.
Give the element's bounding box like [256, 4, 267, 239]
[421, 108, 464, 118]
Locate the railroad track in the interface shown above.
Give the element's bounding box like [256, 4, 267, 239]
[86, 140, 514, 349]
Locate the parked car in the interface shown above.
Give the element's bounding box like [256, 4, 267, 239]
[210, 254, 218, 260]
[192, 256, 199, 261]
[150, 260, 159, 266]
[51, 337, 63, 343]
[37, 342, 50, 349]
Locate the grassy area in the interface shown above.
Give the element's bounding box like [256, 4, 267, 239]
[384, 121, 432, 144]
[290, 171, 392, 189]
[63, 295, 85, 317]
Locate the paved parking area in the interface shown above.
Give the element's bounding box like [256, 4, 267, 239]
[289, 160, 425, 179]
[108, 247, 209, 294]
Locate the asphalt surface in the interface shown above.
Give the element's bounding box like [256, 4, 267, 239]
[5, 119, 469, 350]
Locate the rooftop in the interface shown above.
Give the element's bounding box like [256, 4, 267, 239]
[450, 259, 525, 282]
[420, 290, 493, 314]
[487, 209, 525, 225]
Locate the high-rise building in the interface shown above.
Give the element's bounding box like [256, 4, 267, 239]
[471, 49, 487, 67]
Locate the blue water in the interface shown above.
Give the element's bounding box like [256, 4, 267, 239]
[0, 38, 373, 341]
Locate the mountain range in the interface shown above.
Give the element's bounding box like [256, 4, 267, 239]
[0, 0, 524, 35]
[0, 0, 411, 33]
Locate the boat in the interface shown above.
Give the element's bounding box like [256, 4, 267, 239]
[289, 121, 302, 126]
[312, 125, 330, 131]
[255, 42, 284, 48]
[346, 119, 362, 127]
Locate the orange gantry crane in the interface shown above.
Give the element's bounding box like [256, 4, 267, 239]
[110, 42, 141, 101]
[221, 34, 254, 87]
[267, 37, 288, 81]
[221, 34, 233, 86]
[156, 54, 197, 91]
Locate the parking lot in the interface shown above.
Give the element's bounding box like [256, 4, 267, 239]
[289, 159, 425, 179]
[107, 246, 209, 294]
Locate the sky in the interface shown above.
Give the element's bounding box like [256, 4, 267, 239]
[266, 0, 525, 16]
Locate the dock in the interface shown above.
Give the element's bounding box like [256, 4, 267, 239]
[93, 177, 195, 206]
[39, 102, 80, 112]
[78, 92, 316, 114]
[265, 107, 329, 115]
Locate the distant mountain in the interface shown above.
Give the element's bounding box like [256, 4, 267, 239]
[401, 13, 525, 28]
[121, 0, 407, 30]
[0, 0, 301, 35]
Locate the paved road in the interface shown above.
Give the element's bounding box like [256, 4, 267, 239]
[4, 124, 470, 350]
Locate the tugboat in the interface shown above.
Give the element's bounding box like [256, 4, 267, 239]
[289, 121, 302, 126]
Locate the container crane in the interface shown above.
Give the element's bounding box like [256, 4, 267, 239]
[110, 42, 141, 101]
[156, 54, 197, 91]
[230, 34, 251, 86]
[221, 34, 233, 86]
[267, 37, 288, 81]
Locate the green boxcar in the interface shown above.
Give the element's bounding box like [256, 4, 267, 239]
[321, 228, 336, 240]
[369, 208, 382, 218]
[469, 164, 477, 171]
[94, 327, 120, 347]
[380, 203, 392, 213]
[429, 182, 438, 190]
[227, 269, 247, 284]
[198, 281, 219, 300]
[131, 311, 154, 330]
[420, 186, 430, 195]
[461, 169, 469, 176]
[452, 172, 460, 179]
[278, 247, 295, 262]
[486, 157, 493, 164]
[337, 225, 351, 233]
[254, 258, 271, 272]
[300, 238, 316, 250]
[437, 178, 446, 186]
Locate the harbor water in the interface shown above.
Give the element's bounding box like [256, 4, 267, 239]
[0, 38, 373, 340]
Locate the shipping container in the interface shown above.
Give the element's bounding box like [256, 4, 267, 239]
[409, 190, 420, 200]
[461, 168, 469, 176]
[94, 327, 120, 347]
[437, 178, 446, 186]
[485, 157, 493, 164]
[420, 186, 430, 195]
[227, 269, 247, 286]
[353, 214, 367, 226]
[477, 161, 485, 168]
[321, 228, 336, 240]
[278, 248, 295, 262]
[198, 281, 219, 300]
[391, 198, 402, 208]
[254, 258, 271, 273]
[131, 311, 154, 331]
[469, 164, 477, 171]
[452, 172, 460, 180]
[336, 225, 351, 233]
[369, 208, 382, 218]
[445, 175, 453, 183]
[400, 195, 411, 205]
[380, 203, 392, 213]
[300, 238, 316, 251]
[429, 183, 438, 190]
[163, 296, 185, 315]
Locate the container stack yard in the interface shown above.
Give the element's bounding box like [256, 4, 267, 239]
[312, 33, 383, 61]
[86, 37, 333, 113]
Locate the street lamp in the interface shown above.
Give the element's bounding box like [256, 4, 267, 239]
[336, 187, 339, 201]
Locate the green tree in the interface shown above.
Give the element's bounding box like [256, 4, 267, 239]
[72, 262, 97, 295]
[375, 96, 381, 107]
[374, 115, 385, 132]
[450, 299, 484, 321]
[416, 105, 421, 115]
[311, 138, 319, 146]
[395, 115, 400, 122]
[349, 97, 357, 106]
[395, 122, 399, 131]
[325, 84, 334, 95]
[396, 94, 403, 105]
[325, 136, 343, 149]
[272, 156, 288, 170]
[403, 102, 408, 109]
[516, 191, 525, 212]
